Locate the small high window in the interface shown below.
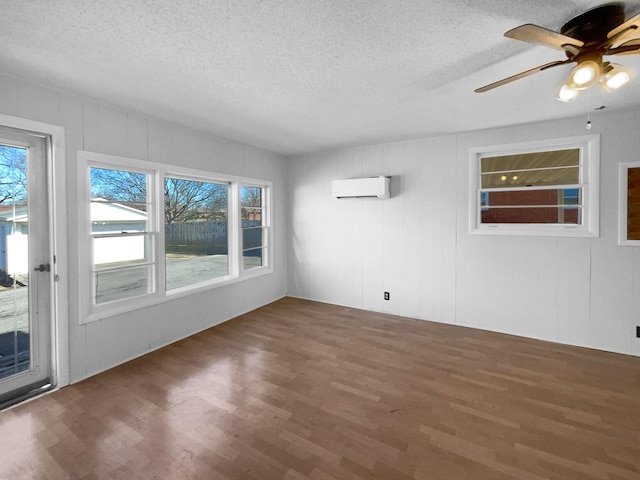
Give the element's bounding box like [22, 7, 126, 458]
[470, 135, 599, 237]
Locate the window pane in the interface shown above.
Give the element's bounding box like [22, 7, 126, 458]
[481, 149, 579, 173]
[243, 248, 264, 270]
[94, 265, 150, 304]
[481, 167, 579, 189]
[90, 167, 148, 212]
[563, 188, 580, 206]
[481, 189, 582, 208]
[91, 202, 148, 233]
[241, 186, 262, 209]
[0, 145, 30, 378]
[87, 164, 154, 306]
[241, 185, 267, 271]
[93, 234, 152, 304]
[242, 226, 263, 250]
[481, 207, 581, 224]
[480, 188, 582, 225]
[241, 207, 263, 222]
[93, 235, 148, 267]
[164, 177, 228, 290]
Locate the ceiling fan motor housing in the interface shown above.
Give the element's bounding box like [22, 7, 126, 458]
[560, 2, 626, 46]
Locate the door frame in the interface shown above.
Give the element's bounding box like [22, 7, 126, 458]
[0, 113, 69, 390]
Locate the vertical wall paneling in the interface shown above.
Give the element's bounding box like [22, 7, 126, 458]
[0, 77, 20, 117]
[361, 145, 386, 312]
[0, 73, 288, 383]
[567, 238, 592, 347]
[491, 236, 515, 335]
[125, 113, 149, 161]
[84, 320, 104, 379]
[633, 248, 640, 356]
[16, 82, 61, 125]
[419, 138, 436, 321]
[81, 101, 100, 152]
[397, 140, 423, 318]
[332, 150, 350, 307]
[510, 236, 539, 339]
[555, 239, 574, 343]
[96, 105, 129, 158]
[436, 136, 458, 324]
[316, 155, 336, 302]
[537, 237, 559, 342]
[601, 248, 634, 353]
[382, 142, 405, 314]
[349, 148, 364, 308]
[288, 110, 640, 357]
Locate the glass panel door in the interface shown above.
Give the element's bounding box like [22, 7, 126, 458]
[0, 127, 51, 407]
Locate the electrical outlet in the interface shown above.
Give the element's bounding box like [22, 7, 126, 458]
[384, 291, 390, 301]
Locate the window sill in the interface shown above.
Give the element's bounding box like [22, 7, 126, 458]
[82, 266, 273, 324]
[471, 224, 598, 238]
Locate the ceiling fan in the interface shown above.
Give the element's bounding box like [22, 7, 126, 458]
[475, 2, 640, 101]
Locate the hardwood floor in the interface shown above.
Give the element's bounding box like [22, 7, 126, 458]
[1, 297, 639, 479]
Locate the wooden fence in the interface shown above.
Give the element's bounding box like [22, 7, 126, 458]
[165, 220, 261, 255]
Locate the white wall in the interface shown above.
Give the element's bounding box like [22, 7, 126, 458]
[0, 73, 288, 383]
[288, 109, 640, 358]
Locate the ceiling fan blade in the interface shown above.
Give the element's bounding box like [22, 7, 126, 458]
[475, 60, 572, 93]
[606, 13, 640, 46]
[606, 38, 640, 55]
[505, 24, 584, 51]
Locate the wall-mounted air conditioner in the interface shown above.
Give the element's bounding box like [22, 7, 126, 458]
[332, 176, 391, 199]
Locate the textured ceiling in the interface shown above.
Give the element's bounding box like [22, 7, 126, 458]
[2, 0, 640, 156]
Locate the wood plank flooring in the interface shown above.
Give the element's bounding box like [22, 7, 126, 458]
[1, 297, 639, 479]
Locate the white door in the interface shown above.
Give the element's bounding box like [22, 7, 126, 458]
[0, 126, 52, 407]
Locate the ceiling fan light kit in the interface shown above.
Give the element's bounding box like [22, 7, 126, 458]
[476, 2, 640, 101]
[601, 62, 633, 90]
[557, 83, 580, 102]
[569, 60, 601, 88]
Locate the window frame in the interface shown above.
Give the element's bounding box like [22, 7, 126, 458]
[618, 161, 640, 246]
[89, 166, 156, 306]
[162, 173, 232, 293]
[469, 134, 600, 237]
[240, 183, 270, 272]
[77, 151, 273, 323]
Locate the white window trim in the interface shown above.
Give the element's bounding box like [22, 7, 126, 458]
[618, 161, 640, 246]
[0, 113, 69, 389]
[239, 182, 271, 273]
[77, 150, 273, 323]
[469, 134, 600, 237]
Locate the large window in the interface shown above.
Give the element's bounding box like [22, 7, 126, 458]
[78, 151, 272, 322]
[469, 135, 599, 237]
[90, 167, 154, 305]
[164, 177, 229, 290]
